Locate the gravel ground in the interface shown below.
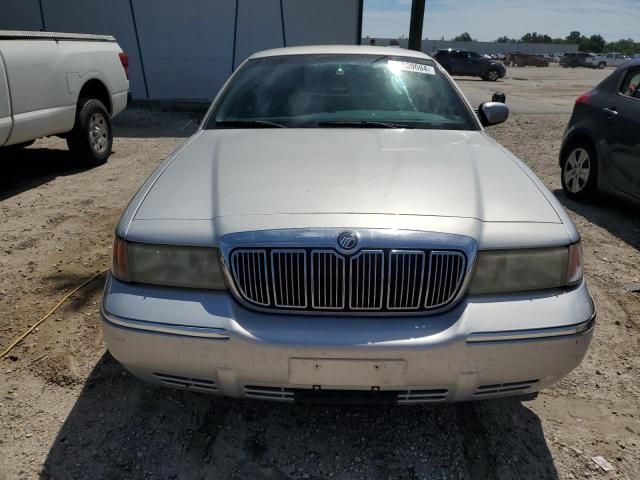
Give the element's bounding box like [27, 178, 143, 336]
[1, 86, 639, 479]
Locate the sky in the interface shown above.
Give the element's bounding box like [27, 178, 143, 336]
[362, 0, 640, 42]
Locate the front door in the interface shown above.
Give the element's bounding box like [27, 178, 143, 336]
[449, 50, 467, 75]
[465, 51, 484, 75]
[600, 67, 640, 199]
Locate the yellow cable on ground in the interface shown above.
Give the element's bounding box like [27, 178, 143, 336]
[0, 268, 109, 359]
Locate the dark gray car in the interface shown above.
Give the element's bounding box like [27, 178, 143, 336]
[560, 52, 595, 68]
[432, 49, 506, 81]
[560, 59, 640, 202]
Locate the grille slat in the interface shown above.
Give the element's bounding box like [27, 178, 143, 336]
[350, 251, 384, 310]
[311, 250, 345, 309]
[231, 250, 270, 306]
[425, 251, 465, 309]
[387, 251, 426, 310]
[271, 250, 307, 308]
[230, 248, 465, 313]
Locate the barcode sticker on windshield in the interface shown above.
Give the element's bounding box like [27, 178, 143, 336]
[387, 60, 435, 75]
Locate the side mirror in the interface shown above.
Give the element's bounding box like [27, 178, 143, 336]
[492, 92, 506, 103]
[478, 101, 509, 127]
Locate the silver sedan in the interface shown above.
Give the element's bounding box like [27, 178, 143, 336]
[102, 46, 595, 404]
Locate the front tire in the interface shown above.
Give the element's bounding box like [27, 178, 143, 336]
[598, 62, 606, 69]
[66, 98, 112, 165]
[561, 141, 598, 201]
[483, 68, 500, 81]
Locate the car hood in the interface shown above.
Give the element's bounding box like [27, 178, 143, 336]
[134, 129, 561, 224]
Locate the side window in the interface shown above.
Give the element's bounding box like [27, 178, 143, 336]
[467, 52, 480, 60]
[620, 69, 640, 99]
[451, 51, 466, 59]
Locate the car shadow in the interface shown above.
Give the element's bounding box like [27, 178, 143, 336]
[0, 147, 96, 202]
[554, 189, 640, 251]
[41, 353, 559, 480]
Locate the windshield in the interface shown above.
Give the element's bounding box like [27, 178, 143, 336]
[205, 54, 478, 130]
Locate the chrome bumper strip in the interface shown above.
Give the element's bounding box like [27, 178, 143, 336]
[466, 312, 595, 343]
[101, 307, 230, 339]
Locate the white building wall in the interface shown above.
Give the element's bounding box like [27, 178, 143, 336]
[235, 0, 284, 69]
[0, 0, 362, 101]
[132, 0, 237, 100]
[283, 0, 361, 46]
[0, 0, 43, 30]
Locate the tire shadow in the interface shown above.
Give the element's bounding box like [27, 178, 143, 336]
[0, 147, 96, 202]
[41, 353, 559, 480]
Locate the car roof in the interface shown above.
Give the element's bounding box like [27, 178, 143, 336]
[247, 45, 433, 61]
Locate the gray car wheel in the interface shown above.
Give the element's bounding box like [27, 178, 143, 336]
[561, 144, 598, 200]
[483, 68, 500, 81]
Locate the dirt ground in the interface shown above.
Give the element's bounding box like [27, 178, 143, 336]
[1, 67, 639, 480]
[459, 63, 612, 114]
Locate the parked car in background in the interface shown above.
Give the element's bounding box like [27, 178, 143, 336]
[591, 52, 631, 69]
[560, 52, 596, 68]
[505, 52, 549, 67]
[432, 49, 506, 81]
[0, 30, 129, 164]
[102, 46, 594, 405]
[560, 59, 640, 203]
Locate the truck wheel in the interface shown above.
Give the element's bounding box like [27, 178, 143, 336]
[66, 98, 112, 165]
[598, 62, 606, 69]
[483, 68, 500, 81]
[561, 141, 598, 201]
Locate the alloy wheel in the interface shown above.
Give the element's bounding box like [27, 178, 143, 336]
[89, 112, 109, 153]
[563, 147, 591, 193]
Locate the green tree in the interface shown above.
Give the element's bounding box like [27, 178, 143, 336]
[521, 32, 556, 43]
[566, 31, 581, 43]
[453, 32, 473, 42]
[587, 34, 605, 52]
[605, 38, 639, 55]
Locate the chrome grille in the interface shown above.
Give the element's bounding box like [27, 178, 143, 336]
[349, 251, 384, 310]
[230, 250, 270, 306]
[425, 251, 466, 308]
[228, 248, 466, 314]
[387, 251, 426, 310]
[311, 250, 345, 309]
[271, 250, 307, 308]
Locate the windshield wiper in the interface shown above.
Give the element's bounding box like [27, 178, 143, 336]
[215, 119, 287, 128]
[317, 120, 416, 129]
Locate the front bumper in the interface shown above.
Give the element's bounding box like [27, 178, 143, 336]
[101, 275, 595, 403]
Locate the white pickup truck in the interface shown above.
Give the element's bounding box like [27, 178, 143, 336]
[591, 52, 631, 69]
[0, 31, 129, 164]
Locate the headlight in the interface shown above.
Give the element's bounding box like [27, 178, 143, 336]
[111, 237, 227, 290]
[468, 243, 583, 295]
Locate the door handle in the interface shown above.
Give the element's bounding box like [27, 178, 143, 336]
[603, 107, 618, 116]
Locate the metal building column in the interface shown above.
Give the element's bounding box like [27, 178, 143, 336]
[408, 0, 425, 52]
